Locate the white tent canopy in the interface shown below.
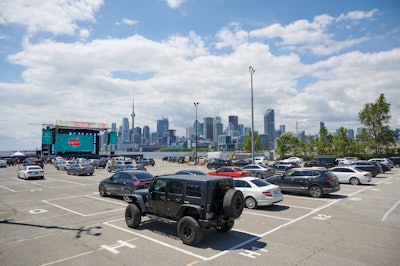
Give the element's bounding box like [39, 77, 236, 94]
[11, 151, 25, 157]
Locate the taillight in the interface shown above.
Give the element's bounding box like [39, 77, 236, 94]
[133, 182, 147, 187]
[262, 191, 272, 197]
[364, 173, 370, 177]
[326, 178, 334, 183]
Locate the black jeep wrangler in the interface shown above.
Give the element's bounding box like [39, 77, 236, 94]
[124, 174, 244, 246]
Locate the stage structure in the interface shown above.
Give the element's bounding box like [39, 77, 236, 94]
[41, 120, 108, 156]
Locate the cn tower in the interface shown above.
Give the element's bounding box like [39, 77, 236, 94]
[131, 97, 135, 132]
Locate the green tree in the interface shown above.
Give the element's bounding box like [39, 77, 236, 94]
[332, 127, 349, 156]
[275, 133, 300, 159]
[315, 126, 333, 154]
[242, 130, 262, 152]
[358, 94, 396, 154]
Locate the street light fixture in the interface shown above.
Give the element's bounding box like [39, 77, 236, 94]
[249, 66, 255, 164]
[193, 102, 199, 163]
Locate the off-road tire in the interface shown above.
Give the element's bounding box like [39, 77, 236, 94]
[125, 204, 141, 228]
[215, 221, 234, 233]
[223, 189, 244, 218]
[177, 216, 204, 246]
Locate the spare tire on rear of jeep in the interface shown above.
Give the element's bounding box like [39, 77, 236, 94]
[223, 189, 244, 218]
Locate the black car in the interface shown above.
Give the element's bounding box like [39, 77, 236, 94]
[266, 168, 340, 198]
[22, 157, 44, 169]
[206, 159, 233, 169]
[389, 157, 400, 167]
[99, 170, 154, 200]
[304, 156, 337, 168]
[233, 159, 252, 167]
[349, 161, 381, 177]
[175, 170, 207, 175]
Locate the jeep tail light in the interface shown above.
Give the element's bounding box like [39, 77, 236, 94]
[262, 191, 272, 197]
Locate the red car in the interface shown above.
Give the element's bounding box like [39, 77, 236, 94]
[208, 166, 251, 178]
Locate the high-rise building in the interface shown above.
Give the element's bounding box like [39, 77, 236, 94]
[228, 116, 238, 131]
[157, 118, 169, 138]
[122, 117, 131, 143]
[214, 116, 223, 143]
[203, 117, 214, 141]
[263, 109, 275, 149]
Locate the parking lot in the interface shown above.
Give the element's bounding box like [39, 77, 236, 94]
[1, 161, 399, 266]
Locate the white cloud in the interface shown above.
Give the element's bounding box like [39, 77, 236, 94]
[0, 0, 104, 36]
[164, 0, 187, 9]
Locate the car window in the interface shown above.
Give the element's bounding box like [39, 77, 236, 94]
[167, 180, 184, 195]
[153, 179, 167, 192]
[251, 178, 270, 187]
[133, 172, 154, 181]
[186, 181, 202, 198]
[234, 180, 250, 188]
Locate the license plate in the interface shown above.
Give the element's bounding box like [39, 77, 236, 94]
[34, 172, 38, 174]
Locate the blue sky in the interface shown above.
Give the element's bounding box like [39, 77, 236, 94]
[0, 0, 399, 151]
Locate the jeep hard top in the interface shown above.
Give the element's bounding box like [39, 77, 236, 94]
[124, 174, 244, 246]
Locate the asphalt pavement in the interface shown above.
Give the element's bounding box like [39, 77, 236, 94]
[0, 160, 399, 266]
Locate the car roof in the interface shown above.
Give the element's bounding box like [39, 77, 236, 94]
[157, 174, 233, 182]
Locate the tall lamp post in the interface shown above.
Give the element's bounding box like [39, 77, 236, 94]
[194, 102, 199, 163]
[249, 66, 255, 164]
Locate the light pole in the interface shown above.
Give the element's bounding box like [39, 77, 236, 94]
[249, 66, 255, 164]
[194, 102, 199, 163]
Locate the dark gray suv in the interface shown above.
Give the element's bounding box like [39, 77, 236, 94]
[266, 167, 340, 198]
[124, 174, 244, 246]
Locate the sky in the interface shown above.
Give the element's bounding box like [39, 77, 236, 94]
[0, 0, 399, 151]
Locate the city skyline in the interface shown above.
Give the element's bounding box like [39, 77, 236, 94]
[1, 1, 399, 151]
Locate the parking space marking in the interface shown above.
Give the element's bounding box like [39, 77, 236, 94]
[0, 185, 16, 192]
[280, 204, 314, 210]
[104, 218, 210, 261]
[243, 211, 293, 221]
[43, 195, 126, 216]
[381, 199, 400, 222]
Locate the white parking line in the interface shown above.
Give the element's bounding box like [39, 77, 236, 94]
[104, 219, 210, 261]
[42, 194, 126, 216]
[243, 211, 293, 221]
[381, 200, 400, 222]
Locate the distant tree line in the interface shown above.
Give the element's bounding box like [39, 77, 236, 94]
[243, 94, 398, 160]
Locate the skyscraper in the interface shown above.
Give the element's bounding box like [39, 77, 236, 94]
[228, 115, 238, 131]
[203, 117, 214, 141]
[157, 117, 169, 138]
[122, 117, 131, 143]
[264, 109, 275, 149]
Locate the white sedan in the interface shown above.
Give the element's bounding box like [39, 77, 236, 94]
[233, 177, 283, 209]
[330, 166, 371, 185]
[18, 165, 44, 180]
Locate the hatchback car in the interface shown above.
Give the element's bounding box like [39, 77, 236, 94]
[99, 170, 154, 200]
[233, 177, 283, 209]
[266, 168, 340, 198]
[208, 166, 251, 177]
[242, 164, 276, 178]
[330, 166, 372, 185]
[18, 165, 44, 180]
[66, 163, 94, 176]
